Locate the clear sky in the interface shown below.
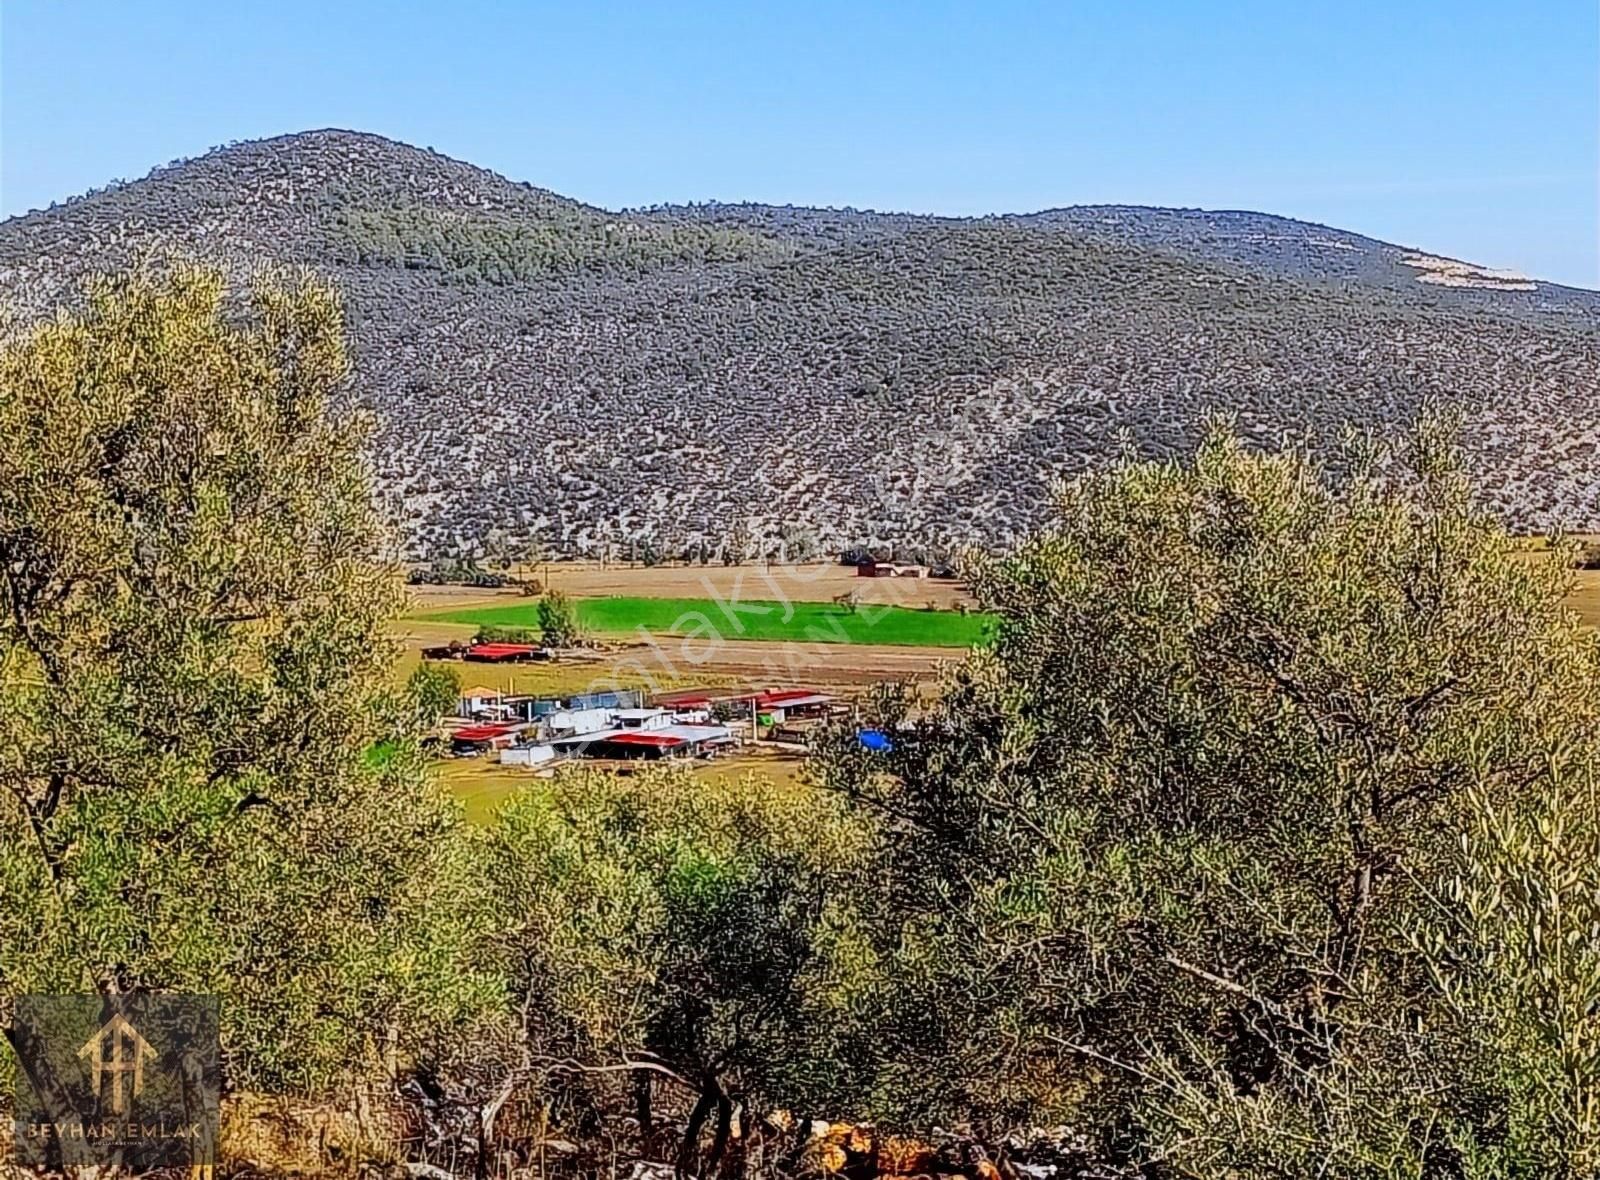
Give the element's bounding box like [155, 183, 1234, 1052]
[3, 0, 1596, 287]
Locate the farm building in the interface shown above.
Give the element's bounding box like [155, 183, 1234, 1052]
[451, 721, 529, 756]
[462, 642, 546, 663]
[651, 687, 836, 723]
[459, 689, 645, 722]
[612, 707, 674, 730]
[753, 688, 836, 721]
[856, 559, 928, 578]
[459, 685, 511, 718]
[550, 723, 735, 761]
[541, 707, 616, 741]
[501, 743, 557, 768]
[459, 689, 547, 722]
[649, 687, 838, 742]
[450, 691, 751, 767]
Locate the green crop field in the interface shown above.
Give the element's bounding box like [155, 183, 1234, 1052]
[419, 595, 995, 648]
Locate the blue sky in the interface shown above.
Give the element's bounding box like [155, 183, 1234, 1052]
[3, 0, 1596, 286]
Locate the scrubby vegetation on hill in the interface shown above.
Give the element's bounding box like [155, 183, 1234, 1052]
[327, 201, 785, 283]
[1, 130, 1598, 564]
[3, 267, 1599, 1176]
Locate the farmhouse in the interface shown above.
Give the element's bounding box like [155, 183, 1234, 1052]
[459, 685, 510, 717]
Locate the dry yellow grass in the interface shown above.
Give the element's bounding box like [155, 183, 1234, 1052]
[1508, 536, 1600, 629]
[439, 744, 813, 825]
[691, 744, 811, 792]
[434, 756, 547, 825]
[1566, 570, 1600, 629]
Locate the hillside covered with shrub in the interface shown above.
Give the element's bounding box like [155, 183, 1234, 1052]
[3, 267, 1598, 1176]
[2, 129, 1597, 560]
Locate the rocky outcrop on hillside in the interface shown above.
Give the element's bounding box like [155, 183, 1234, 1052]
[2, 130, 1597, 559]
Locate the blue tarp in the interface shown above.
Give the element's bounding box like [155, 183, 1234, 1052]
[857, 729, 894, 752]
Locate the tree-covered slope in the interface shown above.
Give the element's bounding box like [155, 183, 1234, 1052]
[2, 129, 1596, 559]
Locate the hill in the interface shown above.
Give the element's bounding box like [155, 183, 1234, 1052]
[3, 129, 1598, 560]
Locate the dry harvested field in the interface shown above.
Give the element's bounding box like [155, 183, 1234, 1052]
[393, 619, 955, 694]
[403, 563, 974, 687]
[1509, 536, 1600, 628]
[411, 561, 975, 610]
[410, 554, 1600, 642]
[1567, 571, 1600, 627]
[440, 742, 810, 825]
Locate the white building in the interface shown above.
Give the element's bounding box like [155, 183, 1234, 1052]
[502, 743, 557, 768]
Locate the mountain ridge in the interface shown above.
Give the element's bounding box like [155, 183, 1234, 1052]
[3, 129, 1598, 559]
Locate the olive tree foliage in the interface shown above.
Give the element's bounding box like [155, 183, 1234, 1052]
[536, 589, 584, 648]
[406, 662, 463, 729]
[1418, 764, 1600, 1176]
[0, 267, 499, 1093]
[813, 421, 1600, 1176]
[483, 768, 875, 1174]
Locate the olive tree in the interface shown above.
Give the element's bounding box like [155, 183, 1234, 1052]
[536, 589, 583, 648]
[406, 662, 463, 729]
[0, 267, 500, 1096]
[483, 767, 875, 1174]
[814, 420, 1600, 1175]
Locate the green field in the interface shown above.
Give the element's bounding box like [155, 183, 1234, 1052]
[420, 595, 994, 648]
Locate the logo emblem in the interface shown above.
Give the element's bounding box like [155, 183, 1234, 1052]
[77, 1012, 158, 1114]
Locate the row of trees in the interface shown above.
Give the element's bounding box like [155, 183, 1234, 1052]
[412, 519, 968, 573]
[1, 270, 1596, 1177]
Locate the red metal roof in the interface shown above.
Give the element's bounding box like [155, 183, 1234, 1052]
[454, 723, 518, 741]
[756, 688, 831, 706]
[468, 643, 539, 657]
[653, 687, 832, 709]
[602, 731, 687, 748]
[653, 689, 716, 707]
